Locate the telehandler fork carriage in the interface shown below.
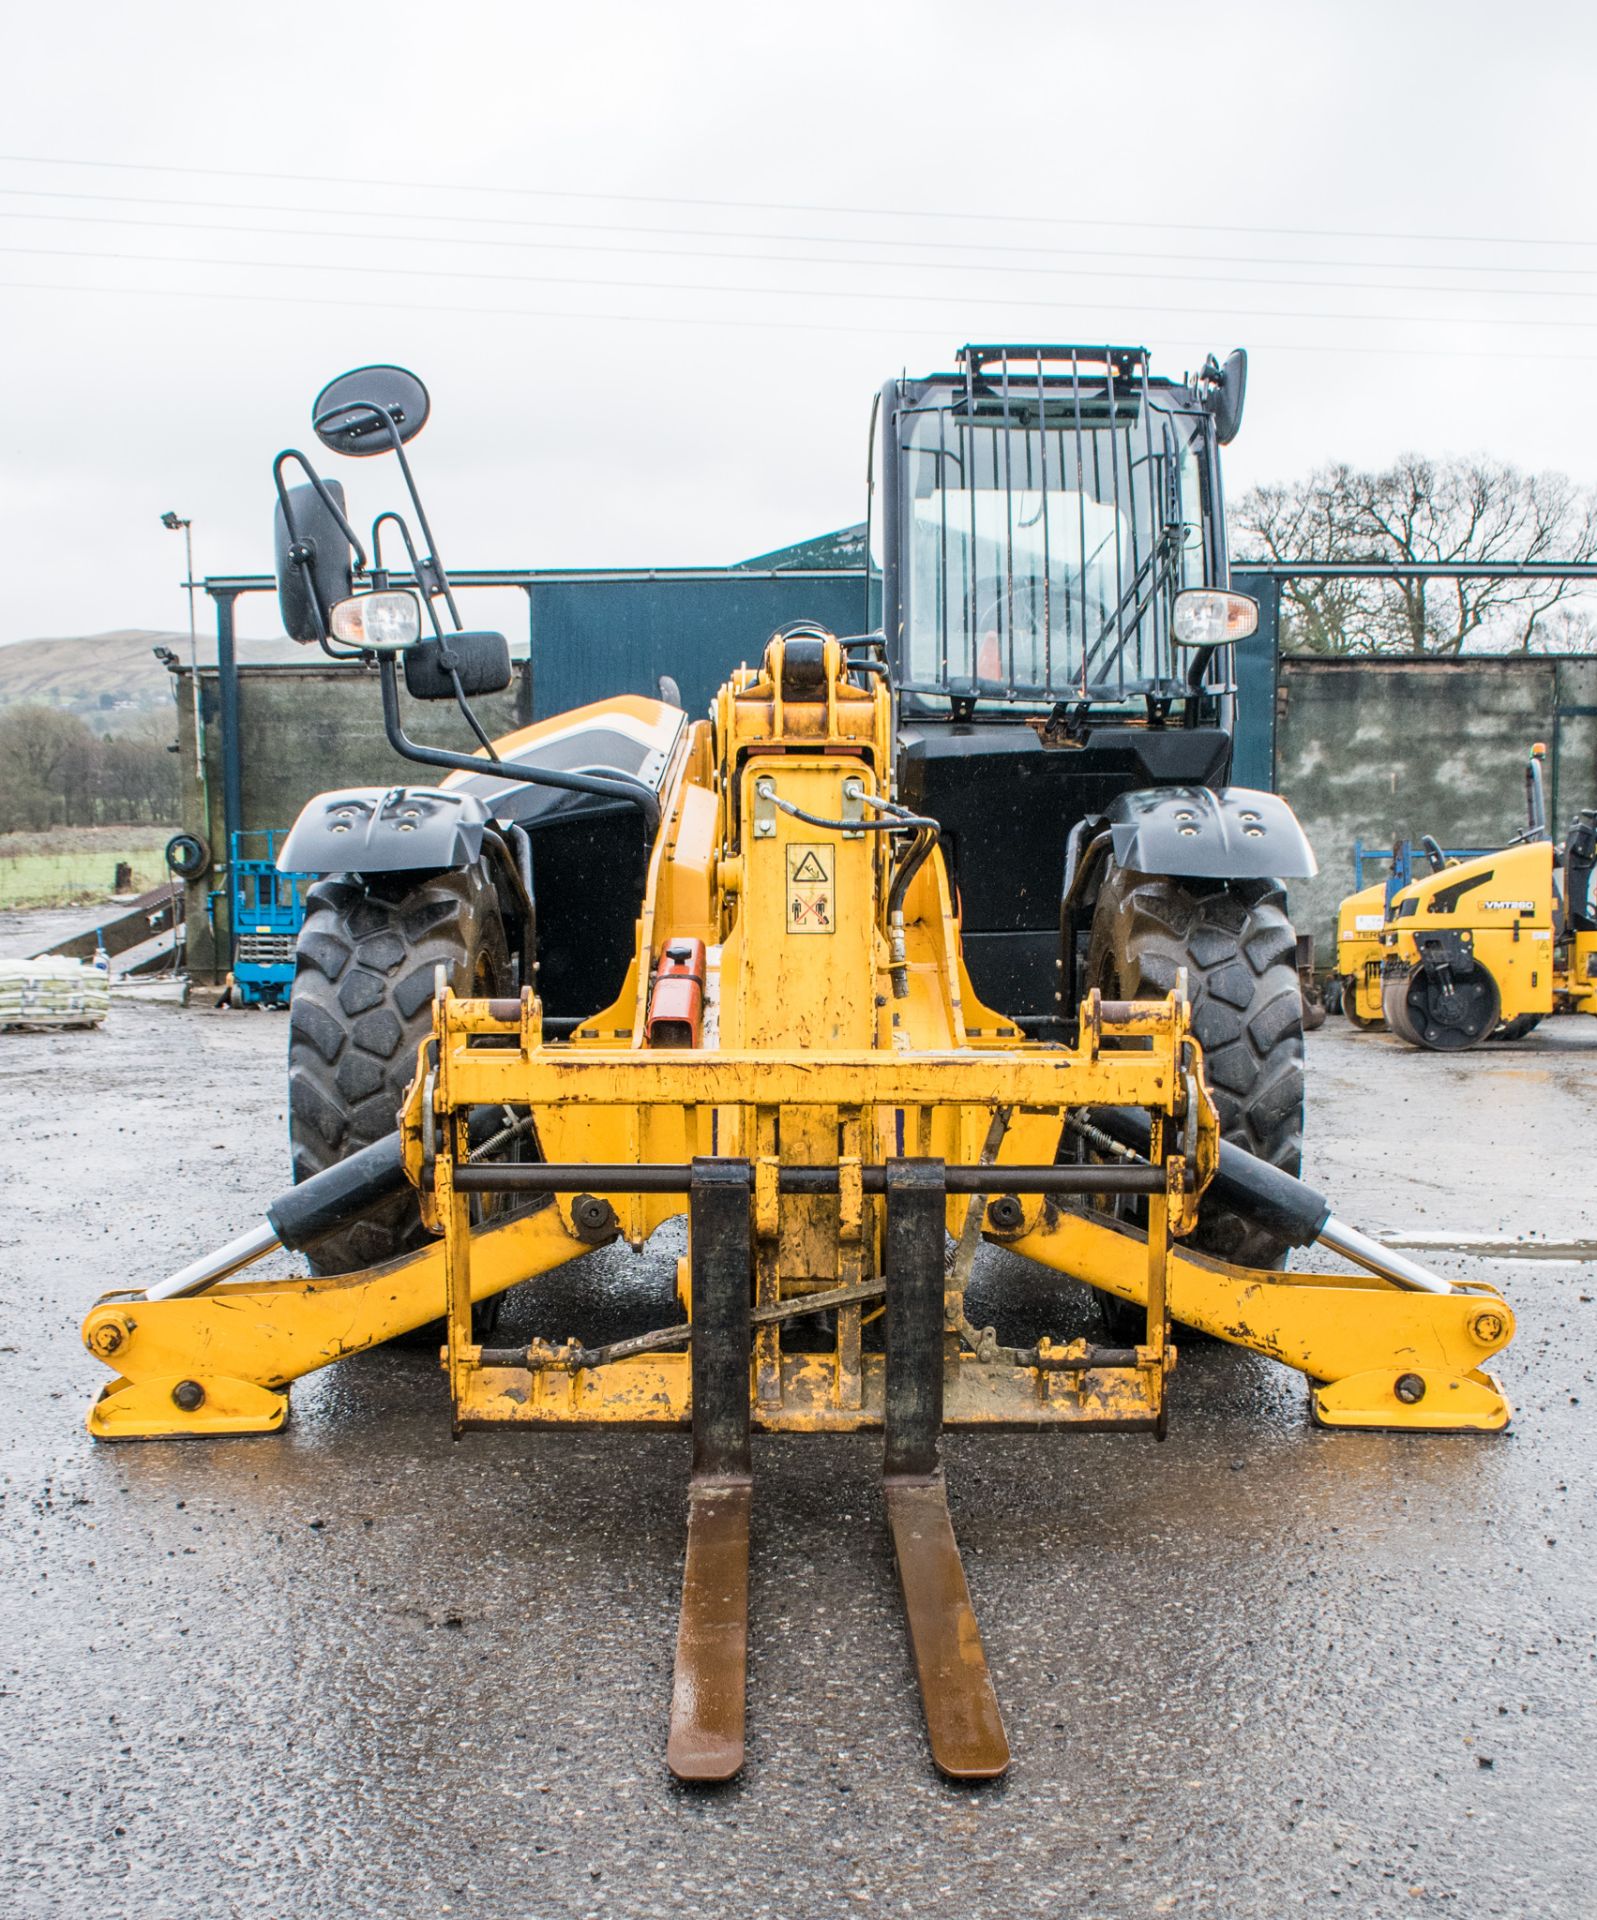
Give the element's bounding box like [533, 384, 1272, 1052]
[81, 351, 1515, 1782]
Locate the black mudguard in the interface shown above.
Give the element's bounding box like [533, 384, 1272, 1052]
[276, 785, 490, 875]
[1104, 785, 1317, 881]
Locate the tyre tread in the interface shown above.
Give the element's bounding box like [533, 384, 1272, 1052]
[1088, 869, 1306, 1268]
[287, 866, 508, 1274]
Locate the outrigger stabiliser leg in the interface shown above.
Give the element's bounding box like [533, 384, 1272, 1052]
[80, 1116, 1513, 1778]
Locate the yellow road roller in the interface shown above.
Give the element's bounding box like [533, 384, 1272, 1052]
[1380, 747, 1597, 1050]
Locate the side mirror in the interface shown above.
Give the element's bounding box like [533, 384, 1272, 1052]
[1203, 348, 1248, 446]
[274, 478, 354, 643]
[312, 364, 431, 458]
[404, 632, 513, 701]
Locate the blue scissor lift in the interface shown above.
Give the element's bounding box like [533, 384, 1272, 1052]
[1351, 837, 1494, 910]
[224, 831, 310, 1008]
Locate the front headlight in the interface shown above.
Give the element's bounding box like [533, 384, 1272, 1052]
[1172, 588, 1258, 646]
[329, 590, 423, 651]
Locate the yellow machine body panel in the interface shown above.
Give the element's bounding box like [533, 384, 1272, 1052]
[1335, 879, 1389, 1026]
[445, 693, 686, 783]
[1567, 929, 1597, 1013]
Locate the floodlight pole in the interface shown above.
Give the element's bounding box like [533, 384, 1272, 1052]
[161, 511, 207, 790]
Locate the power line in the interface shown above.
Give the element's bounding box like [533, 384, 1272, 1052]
[2, 184, 1592, 282]
[0, 205, 1590, 304]
[6, 242, 1593, 331]
[0, 277, 983, 343]
[1, 149, 1593, 252]
[7, 277, 1596, 363]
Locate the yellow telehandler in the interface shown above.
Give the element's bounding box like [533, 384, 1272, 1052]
[80, 354, 1515, 1782]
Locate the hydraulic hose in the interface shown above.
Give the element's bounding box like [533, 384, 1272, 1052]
[757, 782, 941, 1001]
[886, 824, 939, 999]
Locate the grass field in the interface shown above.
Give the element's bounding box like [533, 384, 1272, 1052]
[0, 827, 173, 908]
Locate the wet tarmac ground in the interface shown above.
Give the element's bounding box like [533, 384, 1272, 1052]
[2, 992, 1593, 1919]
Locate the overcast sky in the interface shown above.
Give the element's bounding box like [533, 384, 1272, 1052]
[3, 0, 1594, 647]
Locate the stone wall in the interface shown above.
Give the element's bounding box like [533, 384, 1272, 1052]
[175, 660, 530, 977]
[1275, 653, 1597, 959]
[173, 648, 1597, 981]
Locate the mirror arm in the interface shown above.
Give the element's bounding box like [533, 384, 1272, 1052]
[1185, 641, 1220, 696]
[272, 450, 369, 573]
[317, 404, 463, 631]
[376, 657, 662, 832]
[371, 511, 446, 639]
[449, 667, 502, 762]
[390, 431, 463, 631]
[273, 450, 369, 659]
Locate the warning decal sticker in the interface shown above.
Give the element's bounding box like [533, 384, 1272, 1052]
[786, 843, 835, 935]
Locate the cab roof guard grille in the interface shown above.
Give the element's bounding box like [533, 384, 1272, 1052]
[958, 344, 1151, 404]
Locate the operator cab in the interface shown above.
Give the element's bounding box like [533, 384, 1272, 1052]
[886, 345, 1240, 716]
[875, 344, 1256, 1015]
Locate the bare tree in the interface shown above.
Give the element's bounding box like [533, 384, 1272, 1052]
[98, 714, 179, 824]
[0, 703, 180, 830]
[1231, 456, 1597, 655]
[0, 705, 95, 830]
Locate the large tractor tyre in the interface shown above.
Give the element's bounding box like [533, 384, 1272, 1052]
[288, 865, 511, 1277]
[1493, 1012, 1543, 1042]
[1086, 869, 1306, 1271]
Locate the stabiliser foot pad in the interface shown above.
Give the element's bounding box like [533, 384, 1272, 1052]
[86, 1375, 288, 1441]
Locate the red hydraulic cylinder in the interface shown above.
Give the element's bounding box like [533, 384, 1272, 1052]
[647, 938, 706, 1048]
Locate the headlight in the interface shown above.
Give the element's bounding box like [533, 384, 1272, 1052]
[329, 590, 422, 651]
[1172, 589, 1258, 646]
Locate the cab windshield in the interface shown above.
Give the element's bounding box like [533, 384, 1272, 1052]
[898, 394, 1208, 706]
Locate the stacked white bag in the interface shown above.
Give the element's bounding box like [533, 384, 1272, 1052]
[0, 955, 111, 1029]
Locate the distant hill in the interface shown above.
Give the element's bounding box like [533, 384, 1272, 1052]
[0, 629, 305, 727]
